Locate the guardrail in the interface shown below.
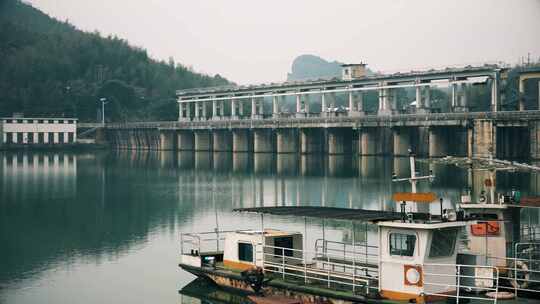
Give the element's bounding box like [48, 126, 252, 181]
[261, 244, 375, 295]
[100, 110, 540, 130]
[423, 263, 499, 304]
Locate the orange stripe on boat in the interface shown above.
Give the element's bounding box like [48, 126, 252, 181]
[223, 259, 255, 271]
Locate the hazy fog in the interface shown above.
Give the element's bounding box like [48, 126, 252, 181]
[28, 0, 540, 84]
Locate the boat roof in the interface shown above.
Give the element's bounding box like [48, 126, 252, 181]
[233, 206, 405, 222]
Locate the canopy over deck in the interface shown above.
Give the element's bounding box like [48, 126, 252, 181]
[233, 206, 408, 222]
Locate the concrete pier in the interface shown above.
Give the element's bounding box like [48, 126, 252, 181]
[213, 130, 232, 152]
[428, 127, 449, 157]
[393, 128, 411, 156]
[471, 120, 495, 158]
[327, 128, 352, 154]
[359, 128, 392, 155]
[233, 129, 251, 152]
[194, 130, 212, 151]
[300, 128, 324, 154]
[276, 129, 298, 153]
[177, 130, 194, 151]
[159, 130, 176, 150]
[253, 129, 274, 153]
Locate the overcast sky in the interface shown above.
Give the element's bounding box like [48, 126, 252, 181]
[28, 0, 540, 85]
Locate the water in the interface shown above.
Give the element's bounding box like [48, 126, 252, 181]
[1, 151, 539, 304]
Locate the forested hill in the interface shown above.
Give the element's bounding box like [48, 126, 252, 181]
[0, 0, 230, 121]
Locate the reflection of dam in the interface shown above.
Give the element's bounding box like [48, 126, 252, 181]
[1, 153, 77, 201]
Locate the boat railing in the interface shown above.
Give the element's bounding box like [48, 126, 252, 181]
[260, 244, 379, 295]
[314, 239, 379, 265]
[180, 230, 251, 255]
[483, 244, 540, 296]
[521, 224, 540, 242]
[423, 263, 499, 303]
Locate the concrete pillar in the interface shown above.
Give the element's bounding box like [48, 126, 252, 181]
[428, 128, 448, 157]
[531, 121, 540, 159]
[272, 95, 279, 118]
[233, 129, 251, 152]
[212, 98, 218, 120]
[321, 93, 327, 117]
[300, 128, 324, 154]
[360, 129, 377, 155]
[378, 83, 391, 115]
[393, 128, 411, 156]
[238, 100, 244, 117]
[424, 86, 431, 109]
[194, 130, 212, 151]
[451, 82, 457, 110]
[186, 102, 191, 120]
[220, 100, 225, 117]
[177, 130, 194, 150]
[460, 83, 468, 110]
[251, 97, 256, 117]
[357, 91, 364, 114]
[159, 130, 176, 150]
[348, 90, 363, 116]
[470, 120, 496, 158]
[491, 74, 499, 112]
[327, 128, 352, 154]
[415, 85, 422, 110]
[202, 101, 208, 120]
[213, 130, 232, 152]
[277, 128, 298, 153]
[194, 101, 200, 120]
[253, 129, 274, 153]
[231, 98, 237, 119]
[295, 94, 303, 118]
[178, 102, 186, 121]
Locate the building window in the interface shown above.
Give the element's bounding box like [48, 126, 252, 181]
[17, 119, 23, 123]
[38, 120, 44, 124]
[28, 132, 34, 143]
[38, 133, 44, 144]
[238, 243, 253, 262]
[6, 119, 12, 123]
[6, 132, 13, 143]
[429, 228, 458, 258]
[68, 120, 74, 124]
[48, 120, 54, 124]
[48, 133, 54, 144]
[68, 132, 74, 143]
[389, 233, 416, 257]
[58, 132, 64, 143]
[274, 236, 294, 257]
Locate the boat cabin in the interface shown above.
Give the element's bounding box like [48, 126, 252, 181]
[378, 220, 466, 302]
[459, 203, 521, 266]
[222, 229, 303, 271]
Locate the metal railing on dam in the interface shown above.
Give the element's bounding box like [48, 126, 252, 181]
[99, 110, 540, 130]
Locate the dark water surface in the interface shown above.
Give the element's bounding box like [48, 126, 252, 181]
[1, 151, 539, 304]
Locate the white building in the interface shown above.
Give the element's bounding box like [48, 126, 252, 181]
[0, 117, 77, 145]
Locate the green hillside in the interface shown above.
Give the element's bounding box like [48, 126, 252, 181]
[0, 0, 230, 121]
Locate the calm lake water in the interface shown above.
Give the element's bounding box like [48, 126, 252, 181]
[1, 150, 539, 304]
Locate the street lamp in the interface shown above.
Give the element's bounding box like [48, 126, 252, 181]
[99, 97, 108, 124]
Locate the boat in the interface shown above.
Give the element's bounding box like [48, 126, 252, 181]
[178, 153, 540, 303]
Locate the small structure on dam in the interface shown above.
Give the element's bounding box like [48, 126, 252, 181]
[1, 114, 78, 147]
[103, 64, 540, 159]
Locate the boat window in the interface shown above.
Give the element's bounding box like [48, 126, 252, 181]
[274, 236, 294, 257]
[429, 228, 458, 258]
[389, 233, 416, 257]
[238, 242, 253, 262]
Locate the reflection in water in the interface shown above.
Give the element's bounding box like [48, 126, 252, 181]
[1, 150, 540, 304]
[2, 153, 77, 201]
